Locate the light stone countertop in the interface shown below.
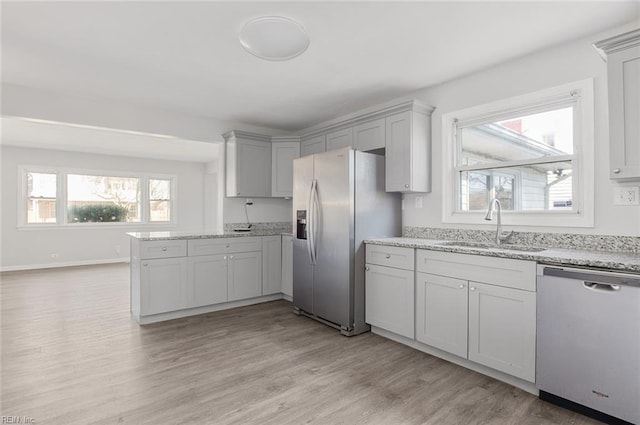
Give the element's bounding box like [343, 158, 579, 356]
[127, 229, 289, 241]
[365, 237, 640, 273]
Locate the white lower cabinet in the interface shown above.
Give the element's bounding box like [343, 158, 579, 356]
[141, 257, 188, 315]
[365, 244, 538, 387]
[365, 263, 414, 339]
[187, 255, 228, 308]
[281, 235, 293, 298]
[132, 236, 281, 323]
[415, 272, 468, 359]
[228, 251, 263, 301]
[262, 236, 282, 296]
[468, 281, 536, 382]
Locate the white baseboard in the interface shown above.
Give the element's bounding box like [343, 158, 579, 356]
[1, 257, 130, 272]
[133, 293, 285, 324]
[371, 326, 539, 396]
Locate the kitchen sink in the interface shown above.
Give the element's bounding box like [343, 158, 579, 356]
[436, 241, 547, 252]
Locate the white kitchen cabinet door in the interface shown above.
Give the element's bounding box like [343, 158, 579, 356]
[227, 251, 263, 301]
[607, 43, 640, 180]
[365, 263, 414, 339]
[468, 281, 536, 382]
[326, 128, 353, 151]
[225, 131, 272, 197]
[281, 235, 293, 298]
[353, 118, 385, 152]
[140, 257, 188, 315]
[300, 135, 326, 157]
[385, 110, 430, 193]
[271, 141, 300, 198]
[187, 255, 228, 308]
[416, 272, 468, 359]
[262, 236, 282, 296]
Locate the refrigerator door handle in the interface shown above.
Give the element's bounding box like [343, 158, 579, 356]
[306, 180, 314, 265]
[310, 179, 320, 265]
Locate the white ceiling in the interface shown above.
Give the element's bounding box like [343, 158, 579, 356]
[2, 1, 638, 133]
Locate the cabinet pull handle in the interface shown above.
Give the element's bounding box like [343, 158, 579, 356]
[385, 254, 391, 259]
[459, 284, 465, 289]
[162, 247, 167, 251]
[229, 255, 234, 259]
[613, 168, 621, 174]
[365, 266, 370, 271]
[470, 286, 476, 291]
[226, 244, 230, 248]
[223, 256, 227, 260]
[404, 184, 409, 188]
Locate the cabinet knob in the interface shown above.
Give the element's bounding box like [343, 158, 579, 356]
[385, 254, 391, 259]
[226, 244, 230, 248]
[223, 256, 227, 260]
[229, 255, 234, 259]
[237, 192, 241, 195]
[143, 263, 148, 267]
[470, 286, 476, 291]
[404, 184, 409, 189]
[365, 266, 370, 271]
[162, 247, 167, 251]
[613, 168, 621, 174]
[459, 284, 465, 289]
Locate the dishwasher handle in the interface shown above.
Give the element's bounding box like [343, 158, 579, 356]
[583, 282, 621, 292]
[543, 266, 640, 288]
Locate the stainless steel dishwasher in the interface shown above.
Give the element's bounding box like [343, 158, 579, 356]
[537, 265, 640, 425]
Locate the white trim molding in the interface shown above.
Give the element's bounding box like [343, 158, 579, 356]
[441, 79, 595, 228]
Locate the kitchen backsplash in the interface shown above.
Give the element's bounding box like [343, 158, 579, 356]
[403, 227, 640, 253]
[224, 221, 292, 234]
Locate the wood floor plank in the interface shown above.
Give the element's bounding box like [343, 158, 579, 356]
[1, 264, 603, 424]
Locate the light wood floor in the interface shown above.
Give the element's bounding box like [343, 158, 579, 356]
[1, 263, 602, 425]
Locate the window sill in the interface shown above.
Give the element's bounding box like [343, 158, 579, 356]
[17, 222, 177, 231]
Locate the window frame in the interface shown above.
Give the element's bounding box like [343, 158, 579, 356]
[441, 79, 594, 228]
[17, 165, 177, 229]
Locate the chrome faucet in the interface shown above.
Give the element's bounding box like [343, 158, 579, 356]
[485, 198, 513, 245]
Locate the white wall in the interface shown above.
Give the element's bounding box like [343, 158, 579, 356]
[1, 146, 207, 270]
[223, 197, 291, 225]
[402, 23, 640, 237]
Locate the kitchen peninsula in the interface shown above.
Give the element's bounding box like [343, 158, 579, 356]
[128, 223, 290, 324]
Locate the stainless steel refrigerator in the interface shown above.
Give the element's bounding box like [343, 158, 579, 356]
[292, 147, 401, 336]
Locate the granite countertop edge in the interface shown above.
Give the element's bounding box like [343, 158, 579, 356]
[127, 230, 290, 240]
[365, 237, 640, 274]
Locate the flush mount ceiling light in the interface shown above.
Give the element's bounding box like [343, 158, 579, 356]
[239, 16, 309, 61]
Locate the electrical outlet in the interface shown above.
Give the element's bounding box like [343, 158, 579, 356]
[613, 186, 640, 205]
[415, 196, 423, 209]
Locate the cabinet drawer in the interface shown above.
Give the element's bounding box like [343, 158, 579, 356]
[416, 249, 536, 292]
[366, 245, 414, 270]
[139, 240, 187, 260]
[188, 237, 262, 256]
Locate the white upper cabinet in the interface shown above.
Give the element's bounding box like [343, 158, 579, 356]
[301, 135, 326, 157]
[385, 110, 431, 193]
[271, 137, 300, 198]
[595, 29, 640, 181]
[224, 131, 272, 197]
[353, 118, 385, 152]
[326, 128, 353, 151]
